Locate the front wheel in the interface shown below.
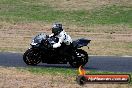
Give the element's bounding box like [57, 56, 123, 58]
[23, 48, 41, 65]
[69, 49, 88, 68]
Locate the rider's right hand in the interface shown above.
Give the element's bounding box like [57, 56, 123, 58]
[47, 43, 53, 49]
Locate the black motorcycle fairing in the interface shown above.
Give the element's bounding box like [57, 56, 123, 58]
[31, 33, 59, 49]
[30, 33, 48, 48]
[33, 33, 48, 43]
[72, 38, 91, 48]
[48, 36, 59, 44]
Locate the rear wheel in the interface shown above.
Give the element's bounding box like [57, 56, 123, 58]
[69, 49, 88, 68]
[23, 48, 41, 65]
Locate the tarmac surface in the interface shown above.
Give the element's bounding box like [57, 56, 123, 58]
[0, 52, 132, 72]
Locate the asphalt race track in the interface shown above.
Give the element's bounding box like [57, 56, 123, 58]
[0, 52, 132, 72]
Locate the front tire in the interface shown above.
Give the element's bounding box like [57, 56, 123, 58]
[69, 49, 88, 68]
[23, 48, 41, 65]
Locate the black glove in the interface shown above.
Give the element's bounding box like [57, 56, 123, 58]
[47, 43, 53, 49]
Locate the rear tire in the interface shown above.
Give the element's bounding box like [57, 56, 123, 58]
[23, 48, 41, 65]
[69, 49, 88, 68]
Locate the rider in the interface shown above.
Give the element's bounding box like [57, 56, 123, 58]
[49, 23, 72, 49]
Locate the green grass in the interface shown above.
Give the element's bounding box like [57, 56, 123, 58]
[0, 0, 131, 26]
[18, 67, 132, 83]
[89, 5, 132, 25]
[127, 43, 132, 48]
[20, 67, 77, 76]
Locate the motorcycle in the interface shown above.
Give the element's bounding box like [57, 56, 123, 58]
[23, 33, 91, 68]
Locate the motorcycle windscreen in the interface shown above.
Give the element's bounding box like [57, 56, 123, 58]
[33, 33, 48, 43]
[72, 38, 91, 48]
